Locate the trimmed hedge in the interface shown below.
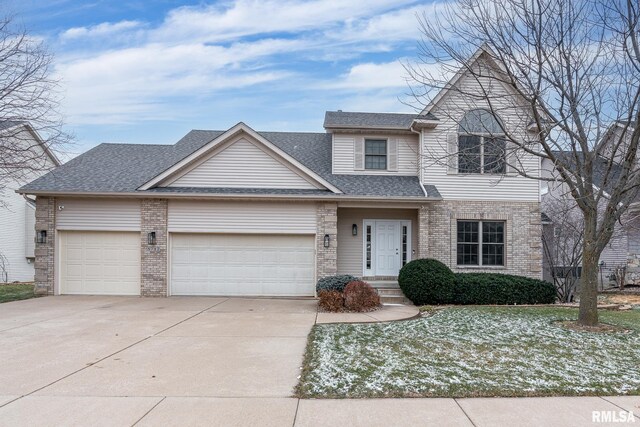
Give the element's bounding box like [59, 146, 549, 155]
[398, 259, 456, 305]
[316, 274, 359, 293]
[452, 273, 556, 305]
[399, 258, 556, 305]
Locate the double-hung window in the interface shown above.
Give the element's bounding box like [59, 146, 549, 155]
[364, 139, 387, 170]
[458, 109, 506, 174]
[457, 220, 505, 266]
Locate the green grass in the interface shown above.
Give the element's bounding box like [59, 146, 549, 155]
[0, 283, 36, 304]
[296, 306, 640, 398]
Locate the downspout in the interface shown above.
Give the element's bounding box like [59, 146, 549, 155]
[410, 123, 428, 197]
[22, 194, 36, 204]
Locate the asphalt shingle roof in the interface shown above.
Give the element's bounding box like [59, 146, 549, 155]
[0, 120, 24, 131]
[21, 127, 439, 199]
[324, 111, 438, 130]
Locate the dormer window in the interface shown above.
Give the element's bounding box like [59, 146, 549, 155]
[457, 109, 506, 174]
[365, 139, 387, 170]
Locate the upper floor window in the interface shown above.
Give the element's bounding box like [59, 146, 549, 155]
[365, 139, 387, 170]
[457, 109, 506, 174]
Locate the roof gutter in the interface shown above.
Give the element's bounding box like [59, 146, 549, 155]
[16, 189, 442, 203]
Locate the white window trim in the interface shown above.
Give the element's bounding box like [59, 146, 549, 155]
[457, 133, 506, 175]
[456, 220, 506, 267]
[364, 138, 389, 171]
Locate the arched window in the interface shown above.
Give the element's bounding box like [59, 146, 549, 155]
[457, 109, 506, 174]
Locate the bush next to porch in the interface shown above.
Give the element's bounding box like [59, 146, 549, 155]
[316, 274, 358, 293]
[317, 276, 380, 312]
[398, 258, 456, 305]
[343, 280, 380, 311]
[453, 273, 556, 305]
[398, 258, 556, 305]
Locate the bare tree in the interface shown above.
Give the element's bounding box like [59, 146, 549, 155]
[0, 14, 68, 197]
[542, 197, 584, 302]
[407, 0, 640, 326]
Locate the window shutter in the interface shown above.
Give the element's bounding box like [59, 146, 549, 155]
[388, 138, 398, 171]
[354, 137, 364, 170]
[506, 142, 517, 175]
[446, 133, 458, 174]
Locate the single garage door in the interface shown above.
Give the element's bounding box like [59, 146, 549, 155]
[171, 234, 315, 296]
[59, 231, 141, 295]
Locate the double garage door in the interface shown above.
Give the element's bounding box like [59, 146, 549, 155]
[170, 234, 315, 296]
[59, 231, 315, 296]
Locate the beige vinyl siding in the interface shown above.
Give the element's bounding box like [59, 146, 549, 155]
[600, 233, 628, 283]
[337, 208, 418, 276]
[422, 70, 540, 201]
[168, 200, 316, 234]
[168, 137, 320, 189]
[56, 198, 141, 231]
[332, 133, 419, 175]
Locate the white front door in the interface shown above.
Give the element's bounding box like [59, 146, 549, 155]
[375, 221, 401, 276]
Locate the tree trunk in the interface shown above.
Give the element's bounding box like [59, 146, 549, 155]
[578, 212, 599, 326]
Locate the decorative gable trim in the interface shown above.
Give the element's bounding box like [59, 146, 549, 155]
[165, 136, 322, 189]
[419, 45, 529, 119]
[139, 122, 342, 193]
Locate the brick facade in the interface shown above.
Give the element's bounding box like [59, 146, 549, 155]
[418, 205, 429, 258]
[141, 199, 168, 296]
[34, 196, 56, 295]
[316, 202, 338, 280]
[425, 200, 542, 278]
[32, 196, 542, 297]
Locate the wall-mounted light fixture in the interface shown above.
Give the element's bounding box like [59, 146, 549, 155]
[352, 224, 358, 236]
[148, 231, 157, 245]
[36, 230, 47, 244]
[323, 234, 330, 248]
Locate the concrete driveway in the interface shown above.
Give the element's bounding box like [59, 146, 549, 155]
[0, 296, 638, 426]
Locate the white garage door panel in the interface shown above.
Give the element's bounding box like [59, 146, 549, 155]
[171, 234, 315, 296]
[60, 231, 140, 295]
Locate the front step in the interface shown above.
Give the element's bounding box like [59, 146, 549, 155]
[376, 287, 411, 305]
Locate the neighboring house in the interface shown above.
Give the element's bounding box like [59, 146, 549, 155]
[19, 47, 543, 297]
[540, 127, 638, 288]
[0, 121, 59, 282]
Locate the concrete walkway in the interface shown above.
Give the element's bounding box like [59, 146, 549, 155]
[0, 296, 637, 426]
[315, 303, 419, 324]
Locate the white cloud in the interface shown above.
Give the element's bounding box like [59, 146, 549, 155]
[60, 20, 142, 40]
[52, 0, 436, 125]
[151, 0, 418, 43]
[325, 61, 410, 90]
[56, 39, 300, 124]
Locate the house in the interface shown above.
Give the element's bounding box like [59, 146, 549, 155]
[541, 121, 640, 290]
[0, 121, 59, 283]
[19, 47, 543, 297]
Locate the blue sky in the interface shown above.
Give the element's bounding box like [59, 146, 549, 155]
[6, 0, 435, 155]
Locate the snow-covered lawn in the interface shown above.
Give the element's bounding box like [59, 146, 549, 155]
[296, 307, 640, 398]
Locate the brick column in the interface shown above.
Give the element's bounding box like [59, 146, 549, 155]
[316, 202, 338, 280]
[417, 204, 429, 259]
[141, 199, 168, 297]
[34, 196, 55, 295]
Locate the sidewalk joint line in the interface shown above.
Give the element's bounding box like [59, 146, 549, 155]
[132, 396, 166, 426]
[454, 398, 478, 427]
[292, 398, 301, 426]
[599, 396, 640, 420]
[21, 299, 227, 397]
